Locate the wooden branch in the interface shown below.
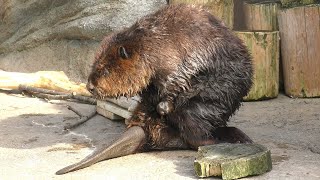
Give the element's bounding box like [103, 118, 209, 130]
[64, 107, 97, 130]
[19, 85, 97, 104]
[67, 105, 85, 117]
[19, 84, 66, 95]
[97, 100, 133, 119]
[29, 93, 71, 100]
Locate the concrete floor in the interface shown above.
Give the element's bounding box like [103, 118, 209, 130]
[0, 92, 319, 180]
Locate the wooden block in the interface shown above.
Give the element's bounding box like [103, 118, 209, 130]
[169, 0, 235, 29]
[105, 96, 139, 112]
[236, 31, 280, 101]
[243, 0, 281, 31]
[96, 106, 124, 120]
[194, 143, 272, 179]
[278, 5, 320, 97]
[97, 100, 133, 119]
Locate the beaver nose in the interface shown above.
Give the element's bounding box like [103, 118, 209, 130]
[86, 80, 96, 94]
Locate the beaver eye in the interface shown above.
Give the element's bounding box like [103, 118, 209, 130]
[118, 46, 129, 59]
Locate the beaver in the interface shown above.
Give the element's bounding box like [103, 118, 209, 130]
[56, 4, 253, 175]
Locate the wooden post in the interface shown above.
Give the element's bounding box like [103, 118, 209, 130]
[236, 31, 280, 101]
[169, 0, 234, 29]
[280, 0, 320, 8]
[243, 0, 281, 31]
[278, 5, 320, 97]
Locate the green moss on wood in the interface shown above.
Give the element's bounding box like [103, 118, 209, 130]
[280, 0, 320, 8]
[194, 143, 272, 179]
[235, 31, 279, 101]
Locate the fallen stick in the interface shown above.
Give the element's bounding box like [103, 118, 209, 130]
[19, 85, 97, 104]
[64, 106, 97, 130]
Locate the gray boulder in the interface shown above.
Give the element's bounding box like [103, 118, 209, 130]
[0, 0, 167, 82]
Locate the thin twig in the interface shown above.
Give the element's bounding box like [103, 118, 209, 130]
[19, 85, 66, 95]
[31, 93, 72, 100]
[72, 94, 97, 105]
[64, 109, 97, 130]
[67, 105, 85, 117]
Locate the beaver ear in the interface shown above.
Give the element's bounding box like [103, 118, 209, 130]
[118, 46, 129, 59]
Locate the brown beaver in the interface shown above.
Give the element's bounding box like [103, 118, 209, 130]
[56, 4, 253, 175]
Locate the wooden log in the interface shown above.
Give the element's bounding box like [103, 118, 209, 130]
[96, 97, 138, 120]
[280, 0, 320, 8]
[243, 0, 281, 31]
[96, 106, 124, 120]
[278, 5, 320, 97]
[105, 96, 140, 112]
[0, 70, 91, 96]
[194, 143, 272, 179]
[236, 31, 280, 101]
[97, 100, 133, 119]
[169, 0, 234, 29]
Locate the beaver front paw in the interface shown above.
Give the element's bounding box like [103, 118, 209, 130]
[157, 101, 174, 116]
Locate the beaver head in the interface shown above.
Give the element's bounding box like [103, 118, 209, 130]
[86, 26, 155, 99]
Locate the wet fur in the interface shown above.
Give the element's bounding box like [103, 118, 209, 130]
[89, 4, 253, 150]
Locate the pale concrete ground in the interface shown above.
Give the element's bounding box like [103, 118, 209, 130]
[0, 92, 319, 180]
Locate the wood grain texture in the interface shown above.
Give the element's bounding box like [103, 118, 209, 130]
[278, 5, 320, 97]
[194, 143, 272, 179]
[244, 1, 280, 31]
[169, 0, 234, 28]
[236, 31, 280, 100]
[97, 100, 133, 119]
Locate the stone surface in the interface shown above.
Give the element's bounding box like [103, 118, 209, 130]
[0, 0, 167, 82]
[0, 93, 320, 179]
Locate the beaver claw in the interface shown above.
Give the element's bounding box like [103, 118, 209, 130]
[157, 101, 174, 115]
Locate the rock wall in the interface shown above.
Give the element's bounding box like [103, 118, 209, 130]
[0, 0, 167, 82]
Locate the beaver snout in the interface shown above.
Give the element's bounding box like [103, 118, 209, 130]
[86, 80, 96, 95]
